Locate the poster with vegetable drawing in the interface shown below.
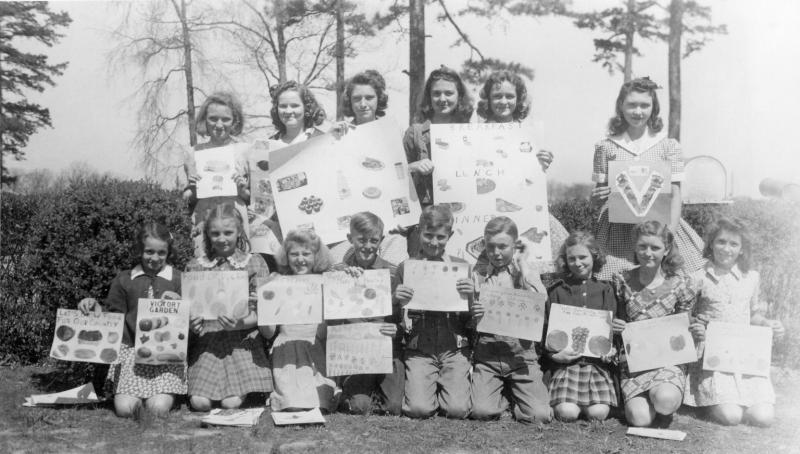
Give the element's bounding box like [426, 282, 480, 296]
[431, 123, 551, 264]
[181, 271, 249, 320]
[545, 304, 613, 358]
[403, 260, 469, 312]
[477, 287, 546, 341]
[703, 321, 772, 377]
[50, 309, 125, 364]
[608, 160, 672, 224]
[326, 323, 393, 376]
[323, 270, 392, 320]
[194, 144, 243, 198]
[256, 275, 324, 325]
[134, 298, 190, 365]
[268, 118, 420, 243]
[622, 312, 697, 373]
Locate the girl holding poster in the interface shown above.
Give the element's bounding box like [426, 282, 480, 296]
[611, 221, 697, 427]
[589, 78, 704, 279]
[684, 218, 783, 426]
[77, 222, 184, 418]
[261, 229, 337, 412]
[186, 204, 272, 411]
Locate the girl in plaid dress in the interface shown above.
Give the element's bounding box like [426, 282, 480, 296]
[187, 203, 272, 411]
[545, 231, 618, 421]
[611, 221, 699, 427]
[77, 222, 186, 418]
[590, 78, 704, 280]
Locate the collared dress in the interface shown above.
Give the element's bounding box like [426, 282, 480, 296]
[186, 251, 273, 400]
[613, 268, 696, 401]
[592, 130, 705, 279]
[104, 265, 187, 398]
[684, 261, 775, 407]
[545, 275, 618, 408]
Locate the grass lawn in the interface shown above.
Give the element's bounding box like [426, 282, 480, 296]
[1, 365, 799, 453]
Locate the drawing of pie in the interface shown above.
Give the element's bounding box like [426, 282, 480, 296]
[496, 198, 522, 212]
[56, 325, 75, 342]
[361, 157, 385, 170]
[476, 178, 496, 194]
[363, 288, 377, 300]
[588, 336, 612, 356]
[669, 335, 686, 351]
[362, 187, 382, 199]
[546, 330, 569, 351]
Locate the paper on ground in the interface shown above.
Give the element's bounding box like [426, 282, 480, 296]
[626, 427, 686, 441]
[23, 383, 101, 407]
[200, 408, 265, 427]
[271, 408, 326, 425]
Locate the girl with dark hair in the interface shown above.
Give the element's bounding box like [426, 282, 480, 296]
[342, 69, 389, 125]
[268, 81, 327, 146]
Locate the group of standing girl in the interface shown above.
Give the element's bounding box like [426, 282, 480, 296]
[74, 66, 782, 430]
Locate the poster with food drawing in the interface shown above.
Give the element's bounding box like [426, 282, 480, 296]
[430, 123, 551, 265]
[268, 118, 420, 244]
[622, 312, 697, 373]
[248, 141, 283, 255]
[545, 304, 613, 358]
[134, 298, 190, 365]
[326, 322, 393, 376]
[477, 287, 546, 341]
[323, 270, 392, 320]
[608, 160, 672, 224]
[256, 275, 324, 325]
[194, 144, 245, 199]
[181, 271, 250, 321]
[703, 321, 772, 377]
[50, 309, 125, 364]
[403, 260, 470, 312]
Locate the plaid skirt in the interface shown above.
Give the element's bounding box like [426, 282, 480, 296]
[187, 327, 272, 400]
[594, 210, 705, 280]
[106, 344, 187, 399]
[549, 363, 617, 407]
[620, 365, 685, 402]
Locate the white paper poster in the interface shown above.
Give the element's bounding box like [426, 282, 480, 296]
[50, 309, 125, 364]
[431, 123, 551, 264]
[326, 322, 393, 376]
[194, 144, 242, 198]
[256, 275, 324, 325]
[269, 118, 421, 243]
[134, 298, 190, 365]
[476, 287, 546, 341]
[703, 321, 772, 377]
[608, 160, 672, 224]
[181, 271, 250, 320]
[622, 312, 697, 373]
[249, 140, 274, 218]
[545, 304, 614, 358]
[403, 260, 469, 312]
[323, 270, 392, 320]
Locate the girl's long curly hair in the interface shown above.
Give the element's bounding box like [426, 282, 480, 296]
[477, 70, 530, 122]
[275, 229, 334, 274]
[418, 66, 473, 123]
[342, 70, 388, 122]
[269, 81, 326, 137]
[195, 92, 244, 137]
[608, 77, 663, 136]
[631, 220, 683, 277]
[557, 231, 606, 276]
[702, 217, 753, 272]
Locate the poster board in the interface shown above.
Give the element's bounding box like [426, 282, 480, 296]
[326, 322, 393, 376]
[50, 309, 125, 364]
[323, 270, 392, 320]
[431, 123, 551, 264]
[622, 312, 697, 373]
[608, 160, 672, 224]
[194, 144, 240, 198]
[703, 321, 772, 377]
[545, 304, 613, 358]
[256, 275, 324, 325]
[181, 271, 250, 320]
[476, 287, 546, 341]
[133, 298, 190, 365]
[249, 140, 274, 218]
[268, 118, 420, 244]
[403, 260, 469, 312]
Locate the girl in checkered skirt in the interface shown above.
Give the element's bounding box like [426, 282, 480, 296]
[186, 203, 272, 411]
[545, 231, 618, 421]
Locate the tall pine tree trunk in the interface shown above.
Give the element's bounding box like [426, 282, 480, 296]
[274, 0, 288, 84]
[623, 0, 635, 82]
[335, 0, 345, 120]
[668, 0, 683, 140]
[174, 0, 196, 147]
[408, 0, 425, 124]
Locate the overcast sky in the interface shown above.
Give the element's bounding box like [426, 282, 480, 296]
[9, 0, 800, 197]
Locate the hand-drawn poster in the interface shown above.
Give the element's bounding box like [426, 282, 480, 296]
[431, 123, 551, 264]
[50, 309, 125, 364]
[256, 275, 324, 325]
[477, 287, 546, 341]
[268, 118, 421, 244]
[248, 140, 282, 255]
[181, 271, 250, 320]
[703, 321, 772, 377]
[622, 313, 697, 373]
[323, 270, 392, 320]
[403, 260, 469, 312]
[326, 322, 393, 376]
[194, 144, 241, 199]
[545, 304, 613, 358]
[608, 160, 672, 224]
[134, 298, 190, 365]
